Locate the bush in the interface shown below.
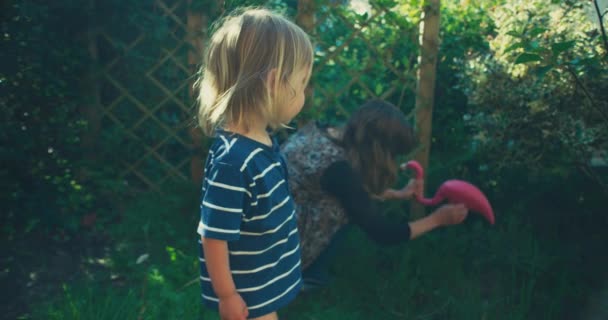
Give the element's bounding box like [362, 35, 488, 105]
[1, 1, 99, 241]
[460, 0, 608, 190]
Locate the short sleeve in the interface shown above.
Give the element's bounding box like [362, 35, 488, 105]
[197, 162, 251, 241]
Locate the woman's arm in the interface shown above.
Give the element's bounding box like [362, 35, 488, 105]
[408, 214, 441, 240]
[320, 161, 468, 243]
[409, 204, 468, 239]
[320, 161, 411, 245]
[377, 178, 422, 201]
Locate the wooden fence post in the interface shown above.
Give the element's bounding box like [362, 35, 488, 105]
[81, 0, 101, 176]
[296, 0, 315, 125]
[411, 0, 441, 218]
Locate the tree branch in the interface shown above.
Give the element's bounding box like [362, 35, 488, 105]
[565, 65, 608, 124]
[593, 0, 608, 56]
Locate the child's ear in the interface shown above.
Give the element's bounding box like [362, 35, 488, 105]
[266, 68, 278, 94]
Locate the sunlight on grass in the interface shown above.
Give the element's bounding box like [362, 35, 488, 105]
[149, 268, 165, 284]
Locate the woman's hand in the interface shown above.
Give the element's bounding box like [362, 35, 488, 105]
[379, 178, 424, 200]
[408, 204, 468, 239]
[218, 292, 248, 320]
[431, 204, 469, 226]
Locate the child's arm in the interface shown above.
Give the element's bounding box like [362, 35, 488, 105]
[202, 237, 248, 320]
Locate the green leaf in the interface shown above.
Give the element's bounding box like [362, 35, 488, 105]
[506, 30, 521, 38]
[375, 83, 383, 96]
[569, 58, 581, 66]
[551, 41, 576, 55]
[25, 218, 40, 233]
[529, 40, 540, 50]
[515, 53, 542, 64]
[504, 42, 526, 53]
[536, 65, 553, 80]
[526, 40, 548, 54]
[528, 27, 547, 38]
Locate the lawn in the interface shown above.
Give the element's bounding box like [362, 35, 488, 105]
[22, 181, 607, 320]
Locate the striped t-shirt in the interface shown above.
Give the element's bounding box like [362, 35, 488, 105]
[197, 130, 302, 318]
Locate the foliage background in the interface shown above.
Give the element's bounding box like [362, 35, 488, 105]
[1, 0, 607, 319]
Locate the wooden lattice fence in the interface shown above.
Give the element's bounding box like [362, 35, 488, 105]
[92, 0, 206, 192]
[304, 1, 421, 123]
[91, 0, 424, 192]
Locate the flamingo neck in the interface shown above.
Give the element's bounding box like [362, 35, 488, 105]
[415, 193, 444, 206]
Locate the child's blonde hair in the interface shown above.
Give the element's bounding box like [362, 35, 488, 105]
[197, 8, 314, 136]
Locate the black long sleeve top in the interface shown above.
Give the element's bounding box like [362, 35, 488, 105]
[319, 160, 412, 245]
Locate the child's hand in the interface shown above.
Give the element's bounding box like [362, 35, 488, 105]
[219, 292, 248, 320]
[432, 204, 468, 226]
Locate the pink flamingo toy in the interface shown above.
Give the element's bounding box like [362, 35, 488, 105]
[404, 160, 495, 225]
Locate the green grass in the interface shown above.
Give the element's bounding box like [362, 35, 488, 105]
[283, 217, 568, 320]
[29, 184, 596, 320]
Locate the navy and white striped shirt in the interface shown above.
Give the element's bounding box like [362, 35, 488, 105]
[197, 130, 302, 318]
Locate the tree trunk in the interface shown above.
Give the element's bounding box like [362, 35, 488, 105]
[411, 0, 441, 219]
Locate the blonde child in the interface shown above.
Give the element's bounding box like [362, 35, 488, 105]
[196, 8, 313, 320]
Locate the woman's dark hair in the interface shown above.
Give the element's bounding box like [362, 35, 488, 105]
[341, 100, 417, 195]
